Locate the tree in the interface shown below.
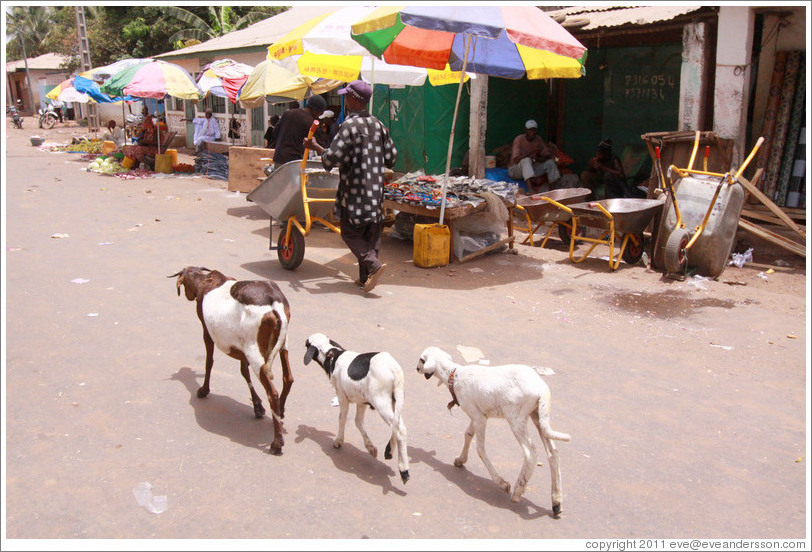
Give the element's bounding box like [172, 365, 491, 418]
[161, 6, 286, 47]
[5, 6, 54, 60]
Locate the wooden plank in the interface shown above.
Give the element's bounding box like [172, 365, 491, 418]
[740, 209, 785, 226]
[738, 218, 806, 257]
[738, 172, 806, 239]
[228, 146, 273, 193]
[744, 203, 806, 221]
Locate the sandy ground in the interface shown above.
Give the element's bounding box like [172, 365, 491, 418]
[3, 120, 810, 546]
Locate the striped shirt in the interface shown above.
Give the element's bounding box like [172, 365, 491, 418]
[321, 110, 397, 225]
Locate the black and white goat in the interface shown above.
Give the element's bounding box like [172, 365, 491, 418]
[170, 266, 294, 455]
[304, 333, 409, 484]
[417, 346, 570, 514]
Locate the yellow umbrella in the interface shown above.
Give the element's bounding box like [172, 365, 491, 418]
[237, 59, 341, 109]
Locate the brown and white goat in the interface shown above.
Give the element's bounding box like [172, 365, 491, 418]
[170, 266, 293, 455]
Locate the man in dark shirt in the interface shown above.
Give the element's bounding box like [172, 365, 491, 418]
[272, 95, 326, 166]
[304, 80, 397, 293]
[264, 115, 280, 149]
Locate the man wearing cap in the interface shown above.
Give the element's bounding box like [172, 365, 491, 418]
[316, 109, 339, 148]
[272, 95, 326, 166]
[304, 80, 397, 293]
[508, 119, 560, 193]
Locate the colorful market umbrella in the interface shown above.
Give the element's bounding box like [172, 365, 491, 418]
[197, 58, 254, 104]
[351, 6, 587, 79]
[267, 6, 471, 102]
[100, 60, 201, 151]
[351, 6, 587, 224]
[100, 59, 201, 101]
[47, 77, 91, 103]
[237, 59, 341, 109]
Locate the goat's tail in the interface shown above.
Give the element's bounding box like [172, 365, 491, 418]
[262, 302, 289, 378]
[537, 396, 571, 442]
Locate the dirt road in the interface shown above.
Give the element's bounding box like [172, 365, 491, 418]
[3, 122, 808, 543]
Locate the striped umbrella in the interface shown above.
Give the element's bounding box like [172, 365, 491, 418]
[100, 59, 201, 101]
[197, 59, 254, 104]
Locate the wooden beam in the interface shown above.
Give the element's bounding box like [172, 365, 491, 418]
[738, 218, 806, 257]
[738, 172, 806, 240]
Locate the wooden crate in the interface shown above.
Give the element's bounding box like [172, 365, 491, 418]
[227, 146, 274, 193]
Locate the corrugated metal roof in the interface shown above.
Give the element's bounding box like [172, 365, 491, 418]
[156, 5, 341, 59]
[6, 53, 72, 73]
[547, 5, 708, 32]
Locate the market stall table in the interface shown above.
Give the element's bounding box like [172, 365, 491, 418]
[383, 181, 517, 264]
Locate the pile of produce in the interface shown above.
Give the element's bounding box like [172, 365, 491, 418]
[194, 151, 228, 181]
[54, 140, 104, 154]
[172, 163, 195, 173]
[87, 156, 127, 175]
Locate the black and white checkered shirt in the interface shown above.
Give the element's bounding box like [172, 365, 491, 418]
[321, 110, 397, 226]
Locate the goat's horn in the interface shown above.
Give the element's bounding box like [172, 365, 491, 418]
[167, 271, 183, 278]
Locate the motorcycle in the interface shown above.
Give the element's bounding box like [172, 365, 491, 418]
[8, 104, 24, 129]
[38, 105, 59, 129]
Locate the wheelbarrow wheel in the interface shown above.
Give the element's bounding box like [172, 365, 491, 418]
[557, 222, 583, 246]
[277, 226, 305, 270]
[622, 233, 645, 265]
[664, 228, 689, 273]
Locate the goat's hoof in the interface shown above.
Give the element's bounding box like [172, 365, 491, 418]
[196, 387, 209, 398]
[510, 492, 522, 503]
[332, 440, 343, 449]
[453, 458, 465, 468]
[384, 442, 393, 460]
[269, 445, 283, 456]
[499, 481, 511, 494]
[367, 446, 378, 458]
[253, 405, 266, 419]
[400, 470, 410, 484]
[552, 503, 562, 516]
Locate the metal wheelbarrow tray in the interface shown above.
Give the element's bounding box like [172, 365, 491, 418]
[515, 187, 592, 247]
[247, 159, 340, 270]
[549, 197, 666, 270]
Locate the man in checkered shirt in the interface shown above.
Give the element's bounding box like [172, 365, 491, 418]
[305, 80, 398, 293]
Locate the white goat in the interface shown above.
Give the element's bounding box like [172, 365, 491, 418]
[416, 346, 570, 514]
[170, 266, 294, 455]
[304, 333, 409, 484]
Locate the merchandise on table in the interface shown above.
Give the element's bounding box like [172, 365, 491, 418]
[385, 171, 518, 210]
[194, 151, 229, 181]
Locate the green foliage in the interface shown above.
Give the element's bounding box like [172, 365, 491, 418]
[6, 5, 290, 65]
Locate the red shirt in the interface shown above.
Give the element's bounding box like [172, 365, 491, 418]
[511, 133, 545, 166]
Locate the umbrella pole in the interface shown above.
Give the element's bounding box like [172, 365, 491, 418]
[439, 34, 472, 226]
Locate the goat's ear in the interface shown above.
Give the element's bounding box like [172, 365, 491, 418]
[304, 345, 317, 365]
[176, 278, 183, 297]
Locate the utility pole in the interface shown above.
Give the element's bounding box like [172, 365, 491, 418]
[18, 35, 37, 114]
[75, 6, 99, 132]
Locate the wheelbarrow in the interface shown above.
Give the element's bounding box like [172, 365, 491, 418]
[514, 187, 592, 248]
[546, 197, 666, 270]
[246, 121, 340, 270]
[653, 131, 764, 277]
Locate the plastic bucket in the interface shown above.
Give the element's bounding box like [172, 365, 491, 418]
[102, 140, 116, 156]
[155, 153, 173, 174]
[121, 156, 136, 170]
[165, 148, 178, 166]
[413, 223, 450, 268]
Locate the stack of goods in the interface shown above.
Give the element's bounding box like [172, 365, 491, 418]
[384, 171, 518, 210]
[51, 140, 104, 154]
[194, 151, 229, 181]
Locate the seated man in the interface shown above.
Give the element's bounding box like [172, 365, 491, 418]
[581, 139, 626, 199]
[192, 109, 222, 153]
[101, 119, 125, 148]
[508, 119, 560, 193]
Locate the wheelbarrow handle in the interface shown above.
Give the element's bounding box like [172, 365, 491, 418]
[300, 120, 321, 171]
[734, 136, 764, 180]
